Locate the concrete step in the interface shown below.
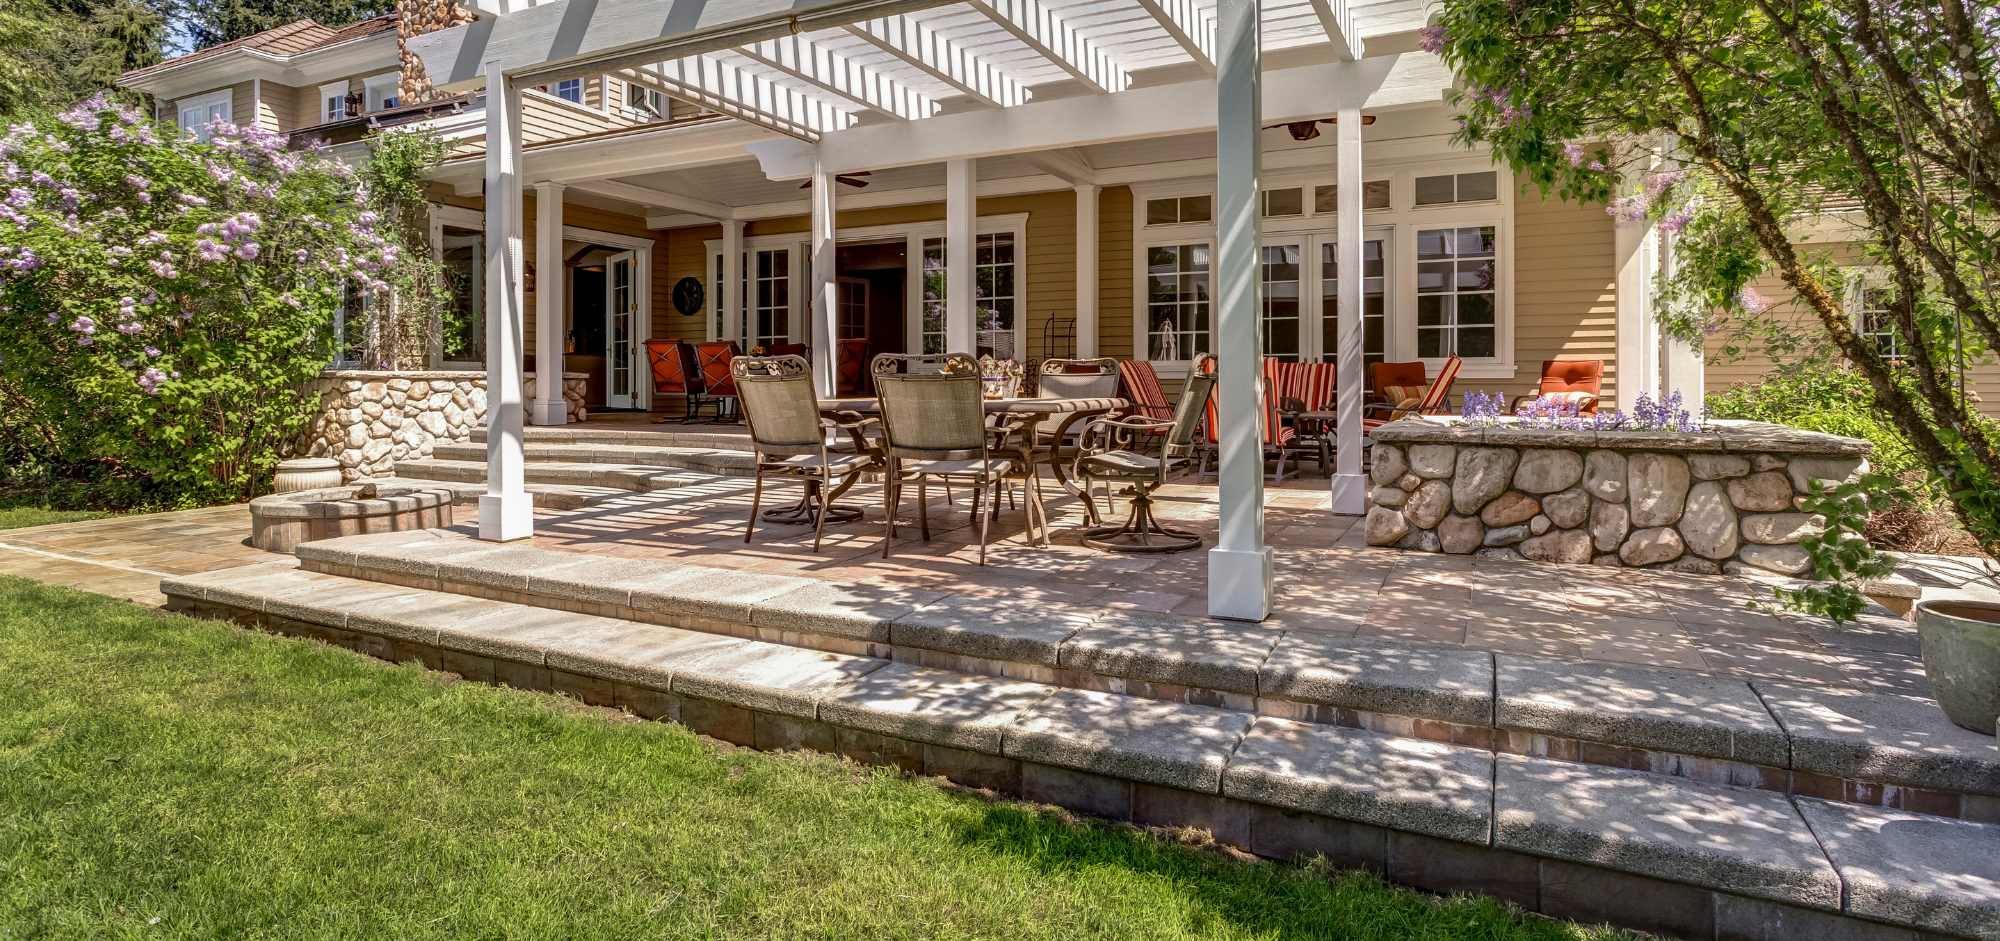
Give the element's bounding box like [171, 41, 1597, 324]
[428, 441, 757, 477]
[390, 459, 720, 492]
[287, 530, 2000, 823]
[365, 476, 631, 511]
[158, 562, 2000, 941]
[469, 424, 755, 452]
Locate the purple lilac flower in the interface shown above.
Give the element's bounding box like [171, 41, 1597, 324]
[1660, 207, 1695, 235]
[234, 242, 260, 260]
[144, 345, 160, 358]
[70, 316, 95, 336]
[1562, 143, 1587, 166]
[1418, 24, 1447, 54]
[117, 321, 143, 336]
[124, 174, 148, 191]
[137, 367, 167, 394]
[29, 171, 53, 188]
[178, 194, 207, 207]
[194, 239, 226, 263]
[149, 254, 178, 278]
[1643, 169, 1687, 198]
[1738, 287, 1768, 313]
[4, 187, 27, 208]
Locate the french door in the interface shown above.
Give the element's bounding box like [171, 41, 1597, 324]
[604, 250, 638, 408]
[1257, 230, 1390, 365]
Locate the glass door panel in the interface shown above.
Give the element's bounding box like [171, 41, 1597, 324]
[604, 251, 636, 408]
[1260, 241, 1304, 360]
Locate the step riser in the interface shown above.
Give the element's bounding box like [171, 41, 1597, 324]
[393, 461, 709, 491]
[161, 578, 1983, 941]
[469, 428, 754, 451]
[428, 445, 754, 478]
[295, 551, 1996, 821]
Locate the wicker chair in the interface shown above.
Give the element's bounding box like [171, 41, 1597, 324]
[1075, 370, 1216, 552]
[734, 354, 882, 552]
[872, 352, 1039, 564]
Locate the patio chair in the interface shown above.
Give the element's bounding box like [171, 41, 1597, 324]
[1362, 355, 1462, 431]
[1196, 356, 1300, 481]
[734, 354, 883, 552]
[1074, 369, 1216, 552]
[1511, 359, 1603, 415]
[873, 352, 1040, 565]
[1028, 357, 1121, 518]
[836, 338, 871, 396]
[643, 338, 701, 423]
[1116, 359, 1174, 422]
[768, 341, 809, 358]
[1280, 360, 1340, 475]
[692, 341, 741, 422]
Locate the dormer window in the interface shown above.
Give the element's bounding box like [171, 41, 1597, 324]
[319, 81, 351, 123]
[174, 89, 232, 141]
[363, 73, 400, 113]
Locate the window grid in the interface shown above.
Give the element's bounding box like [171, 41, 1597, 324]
[975, 232, 1016, 359]
[748, 248, 790, 351]
[1416, 226, 1498, 359]
[1146, 243, 1211, 361]
[1857, 285, 1904, 363]
[1260, 243, 1302, 358]
[553, 79, 584, 104]
[1319, 240, 1387, 369]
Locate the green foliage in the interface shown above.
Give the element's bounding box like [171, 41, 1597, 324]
[0, 0, 164, 117]
[1773, 474, 1902, 623]
[355, 127, 453, 369]
[1707, 366, 1921, 478]
[182, 0, 391, 48]
[0, 97, 394, 507]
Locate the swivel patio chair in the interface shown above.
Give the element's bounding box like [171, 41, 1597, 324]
[734, 354, 882, 552]
[692, 341, 741, 422]
[1031, 357, 1122, 519]
[1075, 370, 1216, 552]
[873, 352, 1039, 564]
[643, 338, 701, 423]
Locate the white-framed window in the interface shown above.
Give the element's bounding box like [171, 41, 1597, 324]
[174, 89, 232, 141]
[1315, 181, 1391, 214]
[748, 247, 791, 351]
[1261, 187, 1305, 219]
[1260, 243, 1303, 357]
[624, 81, 666, 120]
[552, 78, 583, 104]
[363, 73, 400, 113]
[1846, 270, 1904, 363]
[1415, 225, 1499, 358]
[1144, 194, 1212, 226]
[1320, 238, 1388, 370]
[1144, 242, 1212, 362]
[319, 81, 351, 123]
[1414, 170, 1500, 206]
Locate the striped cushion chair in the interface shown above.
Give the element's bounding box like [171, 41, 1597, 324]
[1282, 361, 1340, 475]
[1116, 359, 1174, 421]
[1197, 357, 1299, 480]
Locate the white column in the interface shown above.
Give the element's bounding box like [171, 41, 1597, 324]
[721, 219, 743, 346]
[1331, 106, 1367, 515]
[1614, 159, 1661, 412]
[530, 181, 568, 425]
[480, 65, 532, 541]
[945, 157, 976, 354]
[1074, 183, 1100, 357]
[809, 157, 838, 396]
[1658, 226, 1705, 412]
[1207, 0, 1272, 622]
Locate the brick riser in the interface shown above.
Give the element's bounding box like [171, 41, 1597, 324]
[296, 555, 1998, 824]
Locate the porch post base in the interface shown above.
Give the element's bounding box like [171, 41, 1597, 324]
[529, 398, 568, 426]
[1206, 546, 1273, 621]
[1330, 472, 1368, 516]
[478, 492, 534, 542]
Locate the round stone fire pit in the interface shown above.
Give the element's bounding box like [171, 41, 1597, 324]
[249, 483, 456, 553]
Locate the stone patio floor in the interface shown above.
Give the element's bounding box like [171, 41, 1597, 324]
[0, 472, 1937, 700]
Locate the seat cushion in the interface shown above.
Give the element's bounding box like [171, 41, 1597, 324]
[767, 452, 877, 473]
[1080, 450, 1162, 478]
[898, 458, 1017, 480]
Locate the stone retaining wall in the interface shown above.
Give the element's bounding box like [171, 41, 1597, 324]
[1364, 419, 1872, 577]
[304, 369, 588, 481]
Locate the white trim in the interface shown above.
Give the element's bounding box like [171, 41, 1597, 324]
[843, 16, 1032, 109]
[363, 71, 401, 112]
[173, 88, 233, 138]
[318, 80, 352, 123]
[968, 0, 1131, 95]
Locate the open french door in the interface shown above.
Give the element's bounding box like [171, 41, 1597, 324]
[604, 250, 638, 409]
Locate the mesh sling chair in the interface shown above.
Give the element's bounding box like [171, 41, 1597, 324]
[1075, 370, 1216, 552]
[643, 339, 701, 423]
[1032, 358, 1122, 520]
[872, 352, 1040, 565]
[733, 354, 882, 552]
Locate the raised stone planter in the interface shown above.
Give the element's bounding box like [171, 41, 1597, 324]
[302, 369, 588, 482]
[248, 484, 456, 553]
[1366, 418, 1871, 577]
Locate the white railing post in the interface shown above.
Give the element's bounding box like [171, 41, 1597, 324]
[530, 181, 567, 425]
[810, 156, 838, 396]
[1332, 106, 1367, 514]
[945, 157, 976, 353]
[480, 63, 532, 541]
[1074, 182, 1100, 357]
[1207, 0, 1272, 621]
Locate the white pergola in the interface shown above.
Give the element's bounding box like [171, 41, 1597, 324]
[410, 0, 1452, 621]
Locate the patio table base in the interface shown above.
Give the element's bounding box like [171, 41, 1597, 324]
[762, 503, 864, 525]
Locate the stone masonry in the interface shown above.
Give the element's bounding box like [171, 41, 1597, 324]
[304, 369, 587, 481]
[1365, 419, 1872, 578]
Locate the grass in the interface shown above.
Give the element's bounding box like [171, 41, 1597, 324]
[0, 503, 107, 532]
[0, 578, 1642, 941]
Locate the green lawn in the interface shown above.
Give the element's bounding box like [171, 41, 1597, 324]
[0, 577, 1639, 941]
[0, 504, 107, 532]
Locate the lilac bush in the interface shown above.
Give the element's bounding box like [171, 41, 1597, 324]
[0, 94, 394, 505]
[1460, 389, 1706, 433]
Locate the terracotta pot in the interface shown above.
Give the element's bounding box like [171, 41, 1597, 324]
[1914, 597, 2000, 735]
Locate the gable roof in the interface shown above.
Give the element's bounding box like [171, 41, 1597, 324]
[121, 14, 398, 84]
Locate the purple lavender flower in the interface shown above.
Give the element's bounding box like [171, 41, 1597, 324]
[137, 366, 167, 394]
[1418, 24, 1447, 54]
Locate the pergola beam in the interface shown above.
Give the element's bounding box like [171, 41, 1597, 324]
[567, 178, 735, 219]
[844, 15, 1030, 108]
[734, 35, 941, 120]
[624, 57, 858, 142]
[968, 0, 1130, 94]
[1304, 0, 1364, 61]
[1133, 0, 1214, 72]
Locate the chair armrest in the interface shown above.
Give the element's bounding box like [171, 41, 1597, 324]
[1077, 415, 1173, 454]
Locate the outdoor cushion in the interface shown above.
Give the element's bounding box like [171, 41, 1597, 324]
[896, 457, 1017, 480]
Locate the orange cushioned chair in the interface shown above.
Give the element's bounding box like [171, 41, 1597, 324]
[1513, 359, 1604, 415]
[643, 339, 701, 424]
[692, 340, 741, 422]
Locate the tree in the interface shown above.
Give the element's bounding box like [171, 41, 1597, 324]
[182, 0, 390, 47]
[0, 0, 165, 116]
[1431, 0, 2000, 556]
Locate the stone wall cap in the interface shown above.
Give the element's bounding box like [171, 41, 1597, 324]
[1223, 717, 1494, 844]
[1371, 417, 1869, 456]
[1004, 687, 1252, 793]
[315, 368, 592, 381]
[1795, 798, 2000, 937]
[1496, 656, 1790, 766]
[1756, 681, 2000, 795]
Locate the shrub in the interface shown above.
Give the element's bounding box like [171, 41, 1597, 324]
[0, 96, 393, 507]
[1706, 365, 1921, 478]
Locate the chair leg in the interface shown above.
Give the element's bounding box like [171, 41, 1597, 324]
[744, 467, 764, 543]
[917, 476, 931, 542]
[1027, 474, 1048, 547]
[973, 479, 991, 565]
[882, 462, 898, 558]
[811, 477, 829, 553]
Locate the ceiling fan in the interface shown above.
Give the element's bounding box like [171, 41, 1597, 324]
[1265, 113, 1376, 141]
[799, 170, 872, 190]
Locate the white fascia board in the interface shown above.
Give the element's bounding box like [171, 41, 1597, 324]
[644, 212, 717, 229]
[1305, 0, 1365, 61]
[407, 0, 954, 93]
[627, 58, 858, 141]
[433, 118, 774, 191]
[843, 16, 1031, 108]
[756, 52, 1454, 177]
[1132, 0, 1214, 72]
[568, 179, 735, 218]
[734, 36, 939, 120]
[968, 0, 1130, 94]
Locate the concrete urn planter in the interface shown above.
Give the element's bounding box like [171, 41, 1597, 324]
[273, 458, 343, 493]
[1914, 597, 2000, 734]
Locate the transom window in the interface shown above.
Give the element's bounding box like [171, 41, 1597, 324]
[1261, 188, 1304, 218]
[1145, 195, 1212, 226]
[1416, 226, 1498, 358]
[1146, 243, 1211, 361]
[1313, 181, 1391, 214]
[1414, 171, 1499, 206]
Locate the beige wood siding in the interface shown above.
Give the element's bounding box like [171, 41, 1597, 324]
[1499, 183, 1620, 404]
[229, 82, 255, 128]
[258, 82, 313, 133]
[1098, 185, 1135, 359]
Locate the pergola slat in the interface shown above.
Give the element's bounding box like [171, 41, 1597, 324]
[968, 0, 1131, 94]
[1132, 0, 1215, 72]
[844, 15, 1032, 108]
[735, 35, 941, 120]
[1303, 0, 1363, 60]
[624, 57, 859, 141]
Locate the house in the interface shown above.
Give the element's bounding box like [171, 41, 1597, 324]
[118, 0, 1961, 617]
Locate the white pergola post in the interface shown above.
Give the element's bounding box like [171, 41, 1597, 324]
[1074, 183, 1099, 357]
[480, 64, 532, 541]
[1207, 0, 1272, 621]
[530, 181, 568, 425]
[1331, 106, 1366, 515]
[809, 157, 838, 396]
[721, 219, 744, 346]
[1658, 227, 1704, 412]
[1614, 157, 1661, 412]
[945, 157, 976, 353]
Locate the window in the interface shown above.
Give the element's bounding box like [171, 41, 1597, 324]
[1145, 195, 1211, 226]
[552, 78, 583, 104]
[1145, 243, 1211, 361]
[363, 74, 400, 113]
[174, 90, 231, 141]
[1849, 274, 1904, 363]
[1261, 187, 1304, 218]
[920, 238, 946, 354]
[333, 284, 370, 366]
[749, 248, 790, 350]
[1313, 181, 1391, 214]
[438, 225, 485, 364]
[625, 81, 666, 120]
[1320, 240, 1386, 369]
[916, 233, 1018, 357]
[319, 81, 350, 123]
[1260, 244, 1302, 357]
[1416, 225, 1498, 358]
[1415, 171, 1500, 206]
